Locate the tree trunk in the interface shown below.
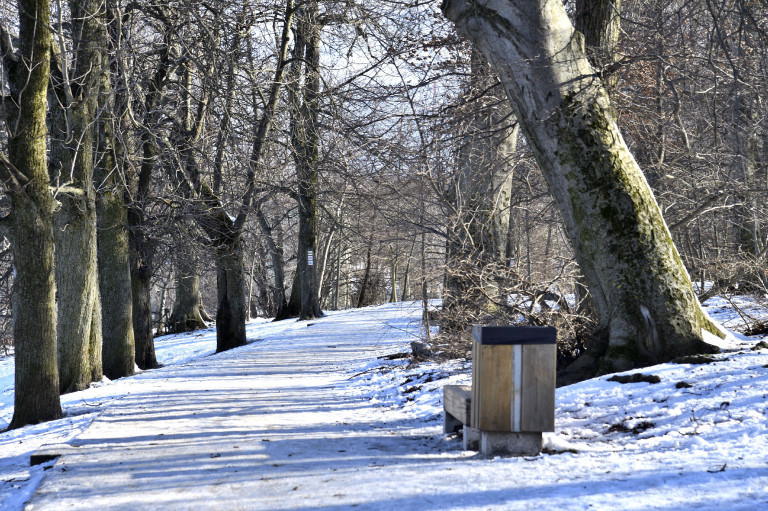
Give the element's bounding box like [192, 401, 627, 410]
[290, 0, 323, 321]
[1, 0, 62, 428]
[98, 183, 137, 378]
[129, 122, 159, 371]
[572, 0, 622, 322]
[93, 0, 138, 380]
[169, 252, 207, 333]
[48, 0, 107, 394]
[389, 253, 398, 302]
[131, 255, 158, 370]
[88, 297, 103, 382]
[280, 271, 302, 320]
[216, 242, 247, 352]
[575, 0, 620, 91]
[443, 0, 724, 373]
[256, 206, 289, 319]
[54, 194, 100, 393]
[122, 3, 170, 372]
[357, 243, 373, 308]
[401, 244, 412, 302]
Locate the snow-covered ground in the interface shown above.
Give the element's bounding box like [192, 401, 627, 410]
[1, 299, 768, 510]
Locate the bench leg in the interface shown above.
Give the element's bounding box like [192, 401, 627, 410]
[443, 411, 463, 434]
[480, 431, 542, 457]
[463, 426, 481, 451]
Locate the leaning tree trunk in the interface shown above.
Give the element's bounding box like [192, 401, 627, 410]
[443, 0, 724, 374]
[572, 0, 621, 323]
[1, 0, 62, 428]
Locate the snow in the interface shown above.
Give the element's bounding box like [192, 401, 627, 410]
[1, 300, 767, 509]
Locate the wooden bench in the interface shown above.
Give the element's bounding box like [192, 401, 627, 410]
[443, 384, 482, 451]
[443, 325, 557, 456]
[443, 384, 471, 433]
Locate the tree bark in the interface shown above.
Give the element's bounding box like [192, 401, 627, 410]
[442, 0, 724, 373]
[49, 0, 105, 394]
[98, 177, 137, 379]
[216, 242, 247, 352]
[1, 0, 62, 428]
[290, 0, 323, 320]
[94, 0, 138, 380]
[256, 206, 289, 319]
[169, 250, 207, 333]
[131, 254, 158, 369]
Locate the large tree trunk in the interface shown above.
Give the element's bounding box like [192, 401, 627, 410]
[98, 178, 137, 379]
[54, 194, 100, 392]
[1, 0, 62, 428]
[216, 242, 247, 352]
[131, 251, 158, 369]
[49, 0, 105, 394]
[442, 0, 724, 373]
[571, 0, 622, 322]
[96, 0, 137, 380]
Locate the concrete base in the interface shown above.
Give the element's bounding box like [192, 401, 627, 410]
[480, 431, 542, 457]
[463, 426, 481, 451]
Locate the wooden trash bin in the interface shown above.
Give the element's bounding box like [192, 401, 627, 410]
[469, 325, 556, 455]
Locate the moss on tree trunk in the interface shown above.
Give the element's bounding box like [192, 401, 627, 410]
[3, 0, 62, 428]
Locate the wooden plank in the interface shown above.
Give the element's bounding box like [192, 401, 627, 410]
[473, 343, 512, 431]
[443, 385, 472, 426]
[510, 344, 522, 431]
[471, 340, 479, 429]
[520, 343, 556, 432]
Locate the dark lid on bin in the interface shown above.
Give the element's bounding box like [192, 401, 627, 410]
[472, 325, 557, 345]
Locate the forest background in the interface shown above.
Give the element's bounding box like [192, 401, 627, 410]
[1, 0, 768, 428]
